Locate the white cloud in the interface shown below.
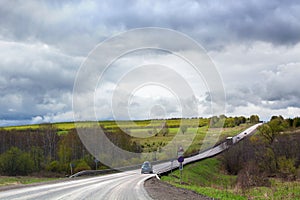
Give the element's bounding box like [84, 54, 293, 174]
[209, 42, 300, 120]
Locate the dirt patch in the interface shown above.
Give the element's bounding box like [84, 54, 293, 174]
[144, 177, 213, 200]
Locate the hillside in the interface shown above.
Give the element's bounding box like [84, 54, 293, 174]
[162, 118, 300, 199]
[0, 116, 253, 177]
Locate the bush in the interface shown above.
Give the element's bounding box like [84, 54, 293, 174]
[237, 161, 270, 190]
[277, 156, 296, 180]
[74, 160, 91, 173]
[46, 160, 60, 172]
[0, 147, 34, 176]
[258, 147, 277, 174]
[297, 167, 300, 179]
[221, 141, 245, 175]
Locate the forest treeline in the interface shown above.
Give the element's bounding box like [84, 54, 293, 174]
[0, 115, 260, 176]
[0, 124, 141, 176]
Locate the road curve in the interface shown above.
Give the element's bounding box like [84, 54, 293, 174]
[0, 171, 155, 200]
[0, 123, 262, 200]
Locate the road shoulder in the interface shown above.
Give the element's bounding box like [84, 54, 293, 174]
[144, 177, 212, 200]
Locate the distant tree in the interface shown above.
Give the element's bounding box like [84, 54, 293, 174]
[257, 124, 274, 145]
[285, 118, 294, 128]
[250, 115, 260, 124]
[293, 117, 300, 128]
[40, 124, 59, 161]
[198, 118, 209, 127]
[58, 140, 72, 166]
[225, 117, 235, 127]
[258, 116, 288, 145]
[268, 116, 289, 133]
[219, 114, 226, 119]
[239, 116, 247, 124]
[30, 146, 44, 172]
[180, 125, 188, 134]
[270, 115, 283, 121]
[234, 116, 246, 126]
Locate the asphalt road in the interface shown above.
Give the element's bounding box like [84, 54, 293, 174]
[0, 123, 262, 200]
[0, 171, 155, 200]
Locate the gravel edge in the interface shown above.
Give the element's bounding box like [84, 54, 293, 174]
[144, 177, 213, 200]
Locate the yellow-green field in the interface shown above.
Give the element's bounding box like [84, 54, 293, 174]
[2, 118, 207, 131]
[131, 123, 251, 155]
[2, 119, 251, 156]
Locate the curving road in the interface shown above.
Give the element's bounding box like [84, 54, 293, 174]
[0, 123, 262, 200]
[0, 171, 154, 200]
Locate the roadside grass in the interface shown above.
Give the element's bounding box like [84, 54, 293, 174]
[0, 176, 58, 187]
[161, 157, 300, 200]
[245, 179, 300, 200]
[162, 158, 243, 200]
[173, 184, 246, 200]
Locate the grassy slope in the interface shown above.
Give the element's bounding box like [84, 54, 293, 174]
[162, 158, 300, 200]
[162, 158, 244, 200]
[0, 176, 58, 187]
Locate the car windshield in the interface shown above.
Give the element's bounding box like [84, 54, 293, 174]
[142, 162, 151, 167]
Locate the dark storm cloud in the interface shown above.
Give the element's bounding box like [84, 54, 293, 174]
[1, 0, 300, 125]
[0, 41, 80, 122]
[0, 0, 299, 55]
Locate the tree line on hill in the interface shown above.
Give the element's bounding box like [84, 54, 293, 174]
[222, 116, 300, 191]
[0, 115, 260, 176]
[0, 124, 141, 176]
[210, 115, 259, 128]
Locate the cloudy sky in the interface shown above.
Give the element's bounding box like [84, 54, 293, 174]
[1, 0, 300, 126]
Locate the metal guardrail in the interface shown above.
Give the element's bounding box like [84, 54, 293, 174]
[69, 158, 170, 178]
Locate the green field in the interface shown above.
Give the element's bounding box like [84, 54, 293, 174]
[2, 118, 206, 130]
[0, 176, 58, 187]
[3, 121, 93, 130]
[131, 123, 251, 155]
[2, 118, 251, 156]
